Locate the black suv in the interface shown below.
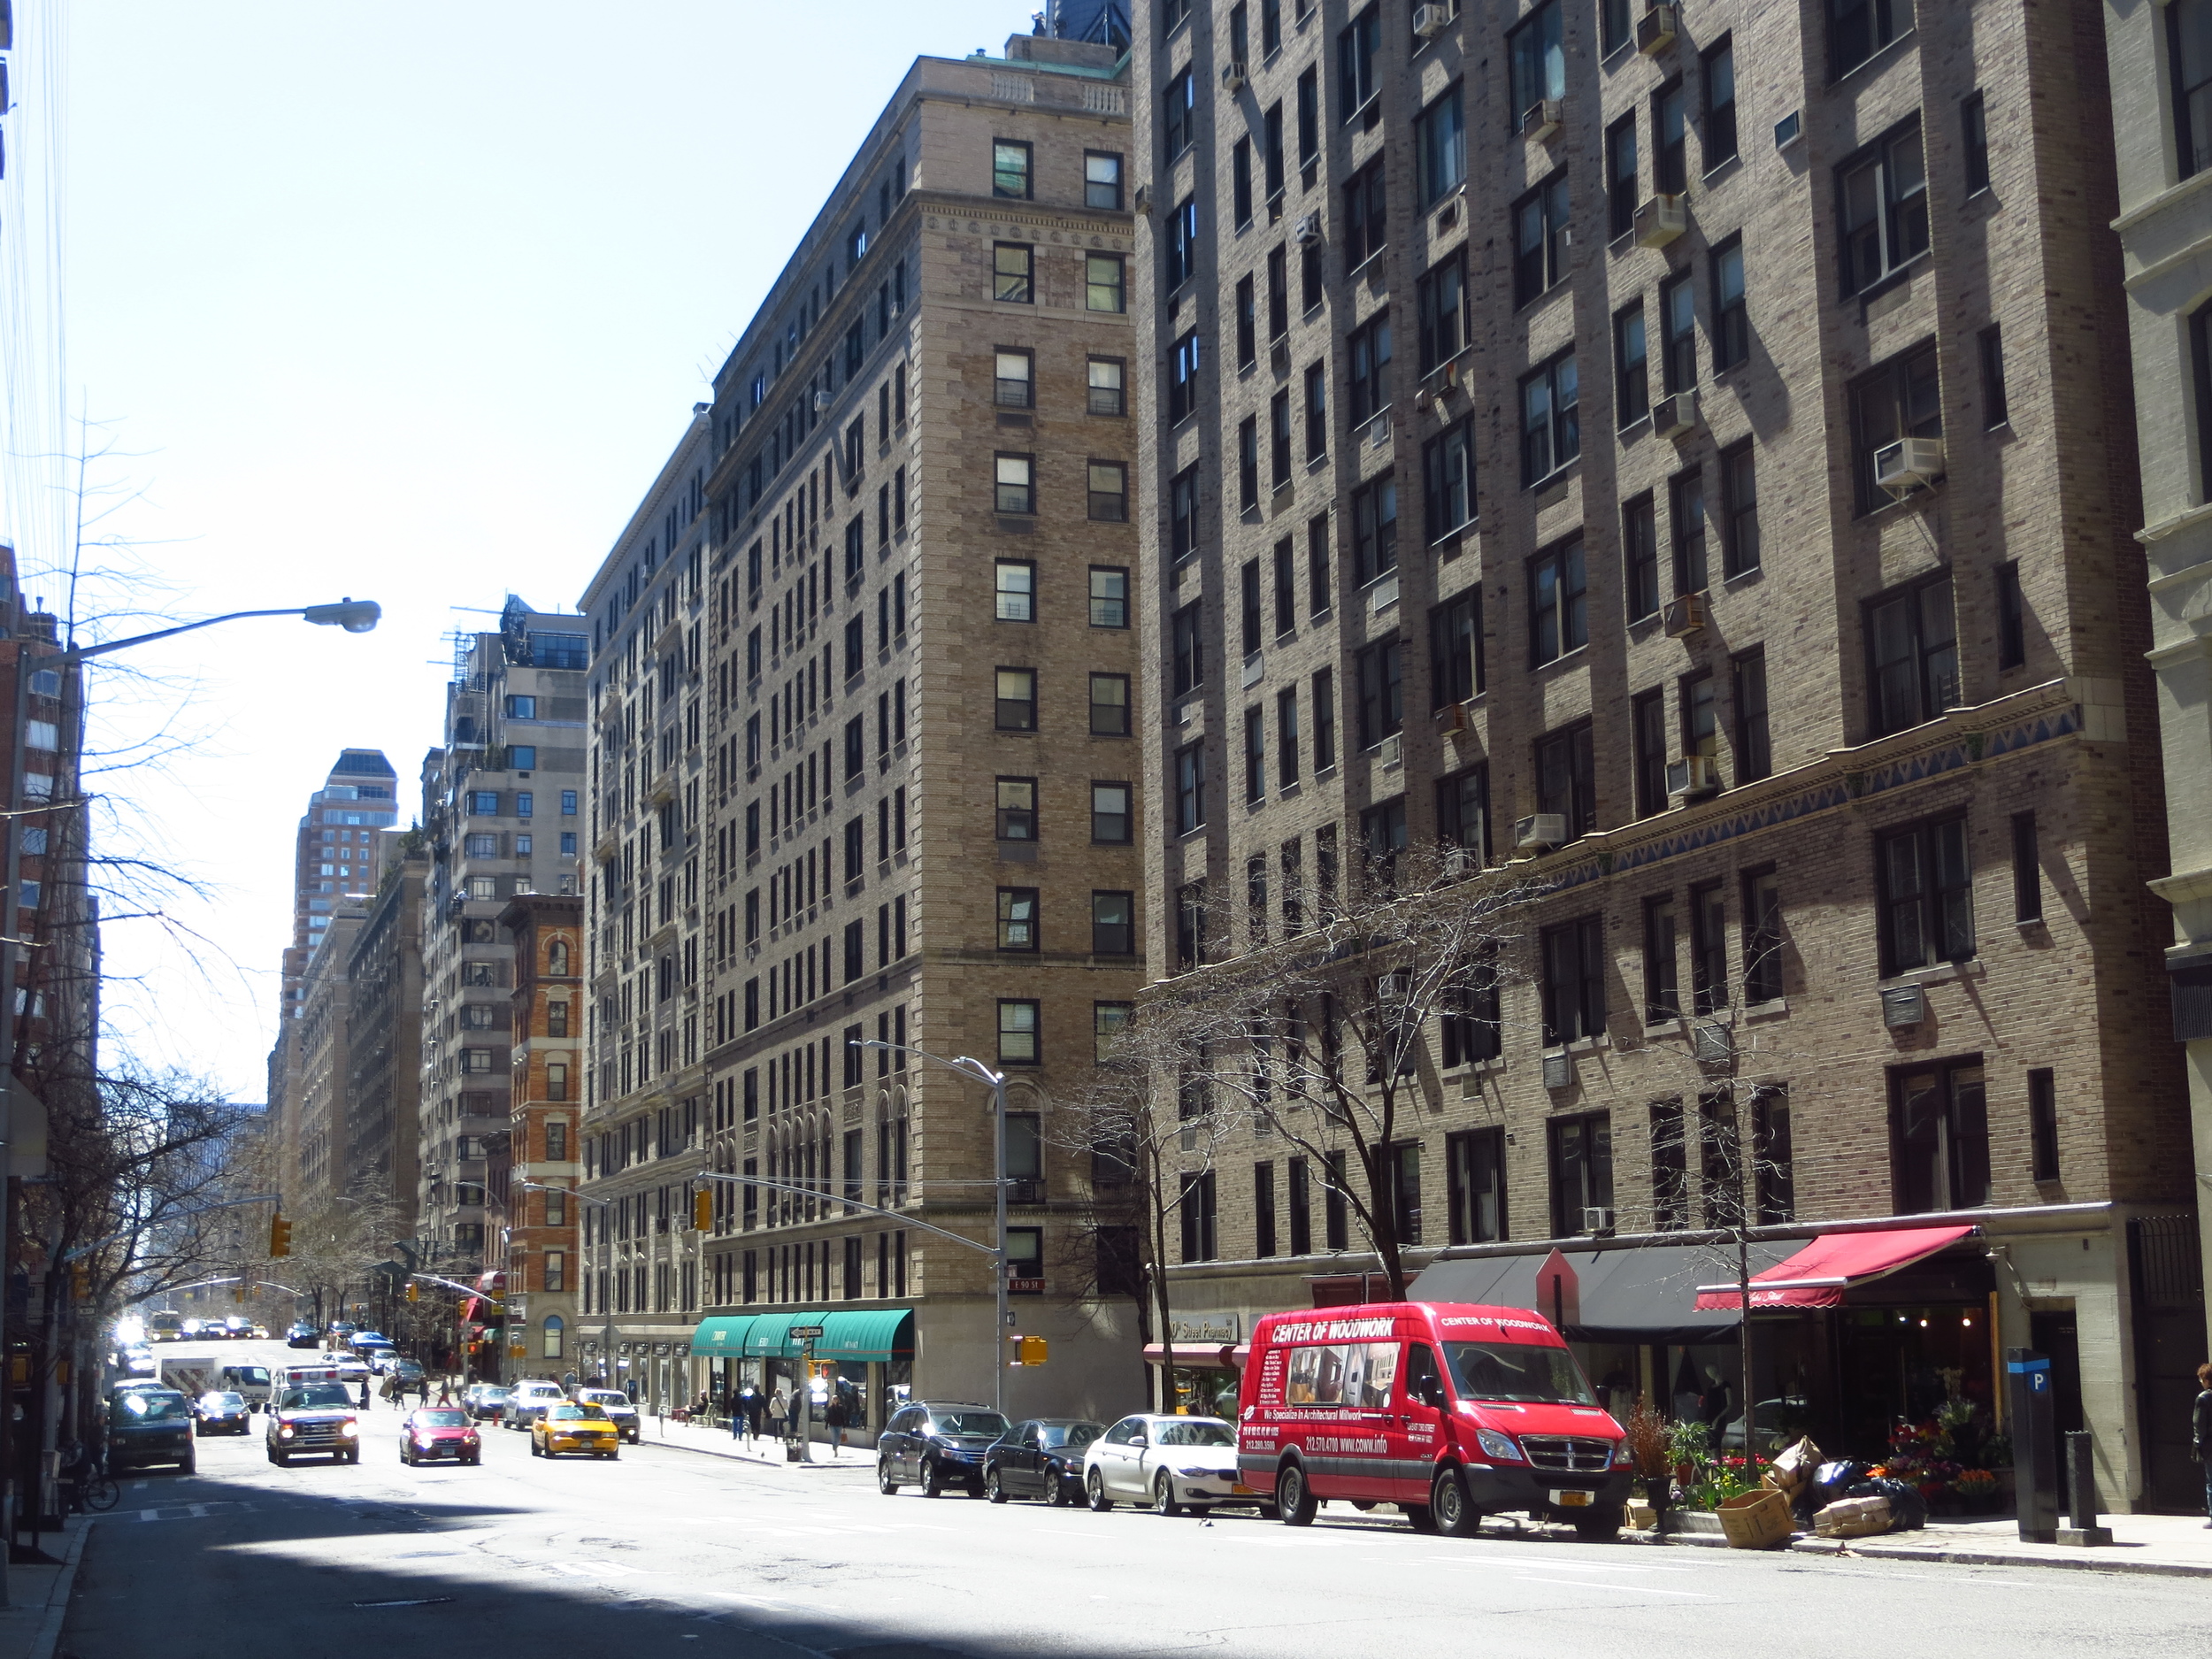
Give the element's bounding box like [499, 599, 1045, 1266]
[877, 1401, 1010, 1498]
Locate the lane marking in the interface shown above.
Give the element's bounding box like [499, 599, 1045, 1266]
[1511, 1576, 1709, 1599]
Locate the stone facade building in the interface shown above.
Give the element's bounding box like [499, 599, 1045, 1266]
[342, 842, 426, 1237]
[497, 891, 585, 1379]
[1129, 0, 2196, 1506]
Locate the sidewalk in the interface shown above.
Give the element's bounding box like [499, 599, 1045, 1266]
[1790, 1511, 2212, 1578]
[645, 1413, 878, 1473]
[0, 1516, 94, 1659]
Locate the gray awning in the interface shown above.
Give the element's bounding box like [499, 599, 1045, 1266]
[1409, 1240, 1801, 1344]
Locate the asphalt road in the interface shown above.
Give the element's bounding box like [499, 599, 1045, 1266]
[61, 1357, 2212, 1659]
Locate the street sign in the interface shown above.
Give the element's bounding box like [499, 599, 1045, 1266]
[788, 1325, 824, 1340]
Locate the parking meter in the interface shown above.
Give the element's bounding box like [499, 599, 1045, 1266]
[2006, 1348, 2057, 1542]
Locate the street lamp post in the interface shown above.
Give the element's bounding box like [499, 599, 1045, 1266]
[517, 1180, 612, 1392]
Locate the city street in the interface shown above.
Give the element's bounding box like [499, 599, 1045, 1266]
[59, 1366, 2212, 1659]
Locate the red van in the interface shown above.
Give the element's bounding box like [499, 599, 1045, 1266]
[1236, 1302, 1630, 1538]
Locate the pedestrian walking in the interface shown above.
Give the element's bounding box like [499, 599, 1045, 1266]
[736, 1383, 760, 1443]
[358, 1379, 372, 1412]
[766, 1386, 788, 1448]
[824, 1389, 848, 1458]
[435, 1378, 453, 1407]
[2193, 1360, 2212, 1526]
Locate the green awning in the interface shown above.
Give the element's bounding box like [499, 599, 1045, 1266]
[814, 1308, 915, 1362]
[741, 1310, 832, 1358]
[689, 1315, 757, 1358]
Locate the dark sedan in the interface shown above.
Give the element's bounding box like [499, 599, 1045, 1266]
[110, 1388, 196, 1474]
[986, 1418, 1104, 1506]
[192, 1391, 251, 1436]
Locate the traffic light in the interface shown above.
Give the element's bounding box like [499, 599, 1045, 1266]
[1010, 1335, 1048, 1366]
[694, 1187, 713, 1230]
[70, 1267, 88, 1304]
[234, 1281, 246, 1303]
[268, 1213, 292, 1257]
[406, 1280, 419, 1303]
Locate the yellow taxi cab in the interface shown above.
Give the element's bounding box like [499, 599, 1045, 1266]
[530, 1401, 620, 1460]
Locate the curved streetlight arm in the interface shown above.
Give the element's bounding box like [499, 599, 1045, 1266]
[411, 1271, 503, 1308]
[61, 601, 382, 664]
[690, 1170, 1001, 1260]
[516, 1179, 611, 1208]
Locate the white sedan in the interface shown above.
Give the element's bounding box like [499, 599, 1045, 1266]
[1081, 1414, 1262, 1517]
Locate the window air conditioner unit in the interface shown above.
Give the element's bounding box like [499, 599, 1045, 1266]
[1293, 212, 1325, 247]
[1632, 192, 1686, 248]
[1542, 1051, 1575, 1090]
[1581, 1205, 1617, 1234]
[1881, 985, 1925, 1029]
[1651, 388, 1700, 440]
[1876, 436, 1946, 496]
[813, 388, 831, 413]
[1413, 4, 1451, 39]
[1434, 700, 1468, 733]
[1666, 754, 1720, 801]
[1637, 4, 1678, 55]
[1521, 98, 1563, 141]
[1443, 845, 1479, 878]
[1693, 1021, 1734, 1065]
[1514, 811, 1566, 851]
[1661, 591, 1707, 637]
[1220, 61, 1248, 93]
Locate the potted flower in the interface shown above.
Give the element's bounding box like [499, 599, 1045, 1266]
[1953, 1468, 2001, 1513]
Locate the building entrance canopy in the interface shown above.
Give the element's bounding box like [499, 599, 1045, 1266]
[1409, 1241, 1798, 1342]
[689, 1309, 916, 1361]
[1692, 1225, 1975, 1310]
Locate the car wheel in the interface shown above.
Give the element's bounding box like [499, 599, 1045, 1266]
[271, 1450, 288, 1467]
[1152, 1472, 1182, 1517]
[345, 1450, 359, 1465]
[1086, 1470, 1114, 1513]
[877, 1457, 899, 1496]
[986, 1469, 1008, 1503]
[1432, 1466, 1482, 1539]
[1043, 1475, 1067, 1509]
[1277, 1462, 1317, 1527]
[529, 1437, 541, 1457]
[1572, 1511, 1621, 1543]
[608, 1450, 618, 1462]
[922, 1459, 944, 1498]
[180, 1454, 196, 1476]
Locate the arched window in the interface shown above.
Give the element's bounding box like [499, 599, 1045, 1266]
[543, 1314, 565, 1359]
[549, 939, 571, 977]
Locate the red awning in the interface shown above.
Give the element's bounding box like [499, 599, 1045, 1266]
[1693, 1225, 1975, 1310]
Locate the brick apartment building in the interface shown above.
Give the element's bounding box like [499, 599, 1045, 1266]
[495, 891, 584, 1380]
[1129, 0, 2198, 1507]
[587, 28, 1148, 1426]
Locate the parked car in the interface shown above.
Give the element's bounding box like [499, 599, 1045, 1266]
[530, 1402, 619, 1459]
[121, 1346, 156, 1377]
[385, 1358, 426, 1388]
[463, 1384, 511, 1423]
[876, 1401, 1010, 1498]
[399, 1406, 480, 1466]
[285, 1322, 319, 1349]
[985, 1418, 1103, 1505]
[501, 1379, 567, 1431]
[1082, 1415, 1252, 1516]
[266, 1381, 362, 1466]
[572, 1388, 641, 1444]
[110, 1388, 196, 1474]
[192, 1391, 251, 1436]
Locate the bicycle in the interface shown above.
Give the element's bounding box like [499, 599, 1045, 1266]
[63, 1453, 119, 1515]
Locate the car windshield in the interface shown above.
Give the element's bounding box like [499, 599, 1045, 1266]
[413, 1409, 469, 1427]
[231, 1368, 269, 1385]
[199, 1394, 243, 1409]
[1040, 1424, 1100, 1449]
[480, 1388, 511, 1402]
[549, 1404, 607, 1421]
[1156, 1421, 1233, 1447]
[281, 1385, 356, 1409]
[1442, 1341, 1597, 1406]
[580, 1391, 629, 1408]
[933, 1411, 1009, 1439]
[115, 1394, 188, 1423]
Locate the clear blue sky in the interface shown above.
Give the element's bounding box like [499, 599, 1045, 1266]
[29, 0, 1038, 1098]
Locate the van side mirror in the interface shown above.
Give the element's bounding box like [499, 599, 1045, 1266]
[1415, 1379, 1446, 1409]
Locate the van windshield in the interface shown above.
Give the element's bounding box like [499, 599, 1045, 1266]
[230, 1368, 269, 1385]
[1156, 1421, 1233, 1447]
[1442, 1341, 1596, 1406]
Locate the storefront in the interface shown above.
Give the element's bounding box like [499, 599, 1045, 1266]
[688, 1309, 916, 1436]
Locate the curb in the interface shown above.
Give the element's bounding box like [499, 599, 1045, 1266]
[647, 1435, 877, 1472]
[30, 1517, 93, 1659]
[1786, 1534, 2212, 1579]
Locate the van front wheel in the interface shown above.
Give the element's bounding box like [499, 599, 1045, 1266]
[1432, 1467, 1483, 1538]
[1277, 1463, 1317, 1527]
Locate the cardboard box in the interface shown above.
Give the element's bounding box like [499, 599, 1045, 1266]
[1717, 1486, 1793, 1549]
[1813, 1495, 1892, 1539]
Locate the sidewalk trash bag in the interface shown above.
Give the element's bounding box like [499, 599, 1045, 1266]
[1808, 1460, 1871, 1511]
[1814, 1495, 1893, 1539]
[1717, 1486, 1793, 1549]
[1844, 1476, 1927, 1532]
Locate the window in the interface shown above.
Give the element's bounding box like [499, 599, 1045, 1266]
[993, 139, 1032, 199]
[1831, 0, 1915, 81]
[1264, 101, 1286, 199]
[1351, 473, 1397, 584]
[995, 777, 1037, 841]
[1606, 113, 1639, 240]
[1094, 1001, 1132, 1063]
[1088, 461, 1128, 522]
[997, 887, 1040, 951]
[1085, 149, 1125, 210]
[1957, 90, 1991, 196]
[1702, 37, 1738, 167]
[1267, 245, 1289, 339]
[1423, 419, 1476, 540]
[1090, 566, 1130, 628]
[1979, 325, 2008, 428]
[1093, 891, 1135, 956]
[1348, 312, 1392, 425]
[1851, 341, 1942, 514]
[1659, 271, 1696, 395]
[1682, 668, 1718, 772]
[1175, 742, 1208, 833]
[1548, 1111, 1613, 1237]
[1512, 173, 1570, 307]
[1171, 465, 1201, 560]
[1671, 468, 1708, 595]
[1649, 1098, 1689, 1229]
[1732, 648, 1770, 781]
[1711, 239, 1747, 372]
[1742, 867, 1783, 1003]
[1338, 4, 1380, 119]
[1689, 879, 1729, 1015]
[995, 349, 1033, 408]
[1343, 159, 1388, 269]
[1891, 1057, 1988, 1214]
[1276, 687, 1300, 788]
[1241, 559, 1263, 655]
[995, 560, 1035, 621]
[1416, 84, 1464, 206]
[1520, 350, 1578, 484]
[1654, 77, 1687, 194]
[2028, 1068, 2060, 1183]
[1171, 603, 1206, 695]
[1164, 67, 1196, 158]
[1436, 764, 1488, 863]
[1878, 814, 1974, 974]
[1839, 122, 1929, 296]
[1238, 415, 1260, 511]
[1296, 63, 1319, 175]
[995, 669, 1036, 732]
[470, 791, 500, 815]
[1313, 668, 1335, 770]
[1429, 588, 1481, 706]
[1417, 254, 1466, 375]
[1287, 1156, 1312, 1255]
[995, 242, 1034, 303]
[2010, 810, 2042, 925]
[2177, 2, 2212, 180]
[1255, 1162, 1278, 1257]
[1508, 0, 1564, 117]
[1643, 892, 1681, 1022]
[1087, 252, 1126, 312]
[1719, 442, 1759, 577]
[1176, 880, 1209, 971]
[1089, 673, 1131, 736]
[1624, 493, 1659, 621]
[1632, 689, 1667, 818]
[464, 833, 498, 857]
[1270, 390, 1293, 490]
[1180, 1172, 1218, 1263]
[1092, 781, 1133, 843]
[995, 452, 1035, 515]
[1750, 1086, 1794, 1224]
[1166, 196, 1199, 288]
[1169, 329, 1202, 424]
[561, 790, 577, 816]
[1865, 569, 1957, 737]
[1235, 273, 1256, 366]
[1088, 356, 1126, 417]
[1612, 302, 1649, 431]
[998, 1000, 1041, 1064]
[1301, 361, 1328, 464]
[1355, 636, 1403, 749]
[1528, 537, 1587, 664]
[1233, 138, 1254, 227]
[1534, 720, 1597, 840]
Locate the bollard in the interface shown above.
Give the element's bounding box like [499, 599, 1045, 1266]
[2056, 1429, 2112, 1547]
